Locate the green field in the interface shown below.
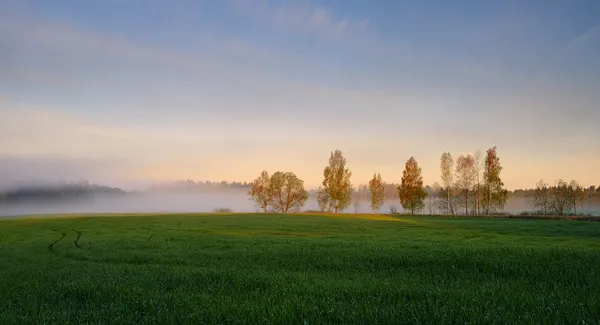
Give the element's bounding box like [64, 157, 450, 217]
[1, 213, 599, 324]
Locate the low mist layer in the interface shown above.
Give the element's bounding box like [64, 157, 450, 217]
[3, 192, 598, 218]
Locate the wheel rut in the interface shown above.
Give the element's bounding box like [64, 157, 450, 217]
[73, 230, 82, 249]
[48, 230, 67, 252]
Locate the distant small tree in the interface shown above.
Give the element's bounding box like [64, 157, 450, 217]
[398, 157, 427, 214]
[533, 179, 550, 215]
[268, 172, 309, 213]
[248, 171, 271, 213]
[588, 185, 597, 211]
[322, 150, 352, 213]
[316, 187, 331, 212]
[368, 173, 385, 213]
[455, 154, 477, 215]
[550, 179, 571, 216]
[440, 152, 455, 215]
[568, 180, 586, 215]
[427, 182, 441, 215]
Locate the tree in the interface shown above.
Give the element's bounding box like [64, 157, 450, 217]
[440, 152, 455, 215]
[588, 186, 597, 211]
[368, 173, 385, 213]
[322, 150, 352, 213]
[474, 149, 483, 215]
[533, 179, 550, 215]
[427, 182, 441, 214]
[316, 187, 331, 212]
[568, 180, 586, 215]
[455, 154, 477, 215]
[482, 146, 508, 214]
[550, 179, 571, 216]
[398, 157, 427, 214]
[268, 172, 308, 213]
[248, 171, 271, 213]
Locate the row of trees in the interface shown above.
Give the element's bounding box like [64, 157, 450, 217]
[533, 180, 595, 216]
[436, 147, 508, 215]
[249, 146, 508, 215]
[350, 147, 508, 215]
[249, 147, 597, 216]
[0, 181, 125, 204]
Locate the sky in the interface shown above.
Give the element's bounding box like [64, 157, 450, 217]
[1, 0, 599, 190]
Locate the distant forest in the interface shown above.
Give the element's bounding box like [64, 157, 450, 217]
[0, 180, 125, 204]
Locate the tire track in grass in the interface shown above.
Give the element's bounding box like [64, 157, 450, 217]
[73, 230, 82, 249]
[48, 230, 67, 252]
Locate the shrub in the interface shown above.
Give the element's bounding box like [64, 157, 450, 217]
[214, 208, 233, 213]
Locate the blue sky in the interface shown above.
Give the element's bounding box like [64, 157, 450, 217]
[1, 0, 599, 189]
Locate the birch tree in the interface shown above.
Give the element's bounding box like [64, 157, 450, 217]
[322, 150, 352, 213]
[482, 146, 508, 214]
[474, 149, 483, 215]
[368, 173, 385, 213]
[440, 152, 455, 215]
[398, 157, 427, 214]
[456, 154, 477, 215]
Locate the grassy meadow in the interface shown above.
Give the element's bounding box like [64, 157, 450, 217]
[1, 213, 599, 324]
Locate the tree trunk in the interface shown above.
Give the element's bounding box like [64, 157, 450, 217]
[487, 184, 491, 215]
[447, 188, 451, 215]
[465, 189, 468, 215]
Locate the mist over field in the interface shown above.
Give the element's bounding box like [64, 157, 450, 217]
[3, 192, 598, 219]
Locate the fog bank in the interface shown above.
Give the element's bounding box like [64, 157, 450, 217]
[2, 194, 598, 218]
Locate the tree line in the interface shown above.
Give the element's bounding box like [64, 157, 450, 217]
[531, 180, 598, 216]
[248, 147, 518, 215]
[0, 181, 125, 204]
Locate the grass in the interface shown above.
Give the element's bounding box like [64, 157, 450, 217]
[1, 213, 600, 324]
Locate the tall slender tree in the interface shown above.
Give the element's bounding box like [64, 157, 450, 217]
[440, 152, 455, 215]
[322, 150, 352, 213]
[482, 146, 508, 214]
[368, 173, 385, 213]
[455, 154, 477, 215]
[398, 157, 427, 214]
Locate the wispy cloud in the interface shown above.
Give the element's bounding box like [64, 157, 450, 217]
[260, 1, 367, 38]
[226, 0, 402, 54]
